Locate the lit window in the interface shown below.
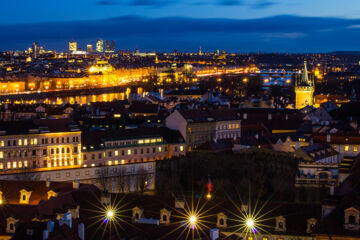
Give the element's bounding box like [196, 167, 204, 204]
[108, 161, 112, 165]
[145, 139, 150, 144]
[228, 124, 232, 129]
[114, 114, 121, 118]
[0, 141, 4, 147]
[138, 140, 144, 144]
[18, 162, 22, 168]
[24, 139, 28, 146]
[91, 163, 95, 167]
[354, 146, 358, 152]
[24, 161, 28, 167]
[151, 139, 156, 143]
[236, 124, 239, 129]
[34, 138, 37, 145]
[0, 151, 3, 159]
[248, 237, 253, 240]
[180, 146, 184, 152]
[158, 147, 162, 152]
[345, 146, 349, 152]
[115, 160, 119, 165]
[0, 163, 3, 169]
[121, 160, 125, 164]
[157, 138, 162, 142]
[128, 149, 132, 155]
[18, 139, 22, 146]
[115, 150, 119, 156]
[7, 162, 11, 169]
[12, 162, 16, 168]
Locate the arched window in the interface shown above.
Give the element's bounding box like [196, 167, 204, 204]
[349, 216, 356, 224]
[162, 215, 167, 222]
[135, 213, 139, 219]
[278, 222, 283, 228]
[220, 218, 224, 226]
[9, 223, 13, 231]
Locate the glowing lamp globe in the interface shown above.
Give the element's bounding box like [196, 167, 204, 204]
[189, 215, 197, 225]
[106, 210, 114, 219]
[246, 218, 254, 228]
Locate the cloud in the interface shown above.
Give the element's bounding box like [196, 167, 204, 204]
[347, 25, 360, 29]
[250, 0, 277, 9]
[94, 0, 118, 5]
[130, 0, 177, 6]
[263, 32, 306, 39]
[217, 0, 243, 6]
[1, 15, 360, 52]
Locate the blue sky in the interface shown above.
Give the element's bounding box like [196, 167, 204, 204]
[0, 0, 360, 52]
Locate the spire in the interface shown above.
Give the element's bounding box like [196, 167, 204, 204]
[301, 61, 310, 85]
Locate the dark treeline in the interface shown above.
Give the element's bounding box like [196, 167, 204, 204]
[156, 151, 328, 203]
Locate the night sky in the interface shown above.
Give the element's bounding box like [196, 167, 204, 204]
[0, 0, 360, 52]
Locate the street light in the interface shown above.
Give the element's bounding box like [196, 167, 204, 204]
[106, 210, 114, 220]
[246, 218, 254, 229]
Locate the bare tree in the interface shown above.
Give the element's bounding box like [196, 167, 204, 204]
[135, 168, 151, 194]
[117, 167, 129, 193]
[96, 167, 110, 192]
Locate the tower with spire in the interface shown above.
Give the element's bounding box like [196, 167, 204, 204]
[295, 61, 314, 109]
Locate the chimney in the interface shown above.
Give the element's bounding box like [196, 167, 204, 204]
[47, 221, 54, 233]
[43, 230, 49, 240]
[268, 113, 272, 120]
[46, 179, 51, 188]
[210, 228, 219, 240]
[326, 134, 331, 143]
[78, 223, 85, 240]
[285, 113, 289, 120]
[330, 185, 335, 196]
[73, 180, 80, 189]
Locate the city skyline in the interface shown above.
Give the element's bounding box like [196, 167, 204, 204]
[1, 0, 360, 52]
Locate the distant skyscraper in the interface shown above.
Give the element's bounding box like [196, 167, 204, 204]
[96, 39, 104, 52]
[69, 40, 77, 52]
[199, 46, 202, 56]
[104, 40, 116, 53]
[32, 42, 40, 59]
[87, 44, 93, 53]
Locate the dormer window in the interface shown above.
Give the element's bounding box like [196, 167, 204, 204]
[217, 212, 227, 228]
[275, 216, 286, 232]
[132, 206, 143, 223]
[19, 189, 32, 204]
[344, 207, 360, 231]
[6, 217, 19, 233]
[307, 218, 317, 233]
[160, 208, 171, 225]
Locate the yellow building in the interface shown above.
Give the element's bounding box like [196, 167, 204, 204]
[69, 41, 77, 52]
[295, 61, 314, 109]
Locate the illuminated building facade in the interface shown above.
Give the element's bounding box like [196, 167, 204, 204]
[0, 119, 82, 171]
[166, 109, 241, 147]
[32, 42, 40, 59]
[87, 44, 93, 52]
[69, 41, 77, 52]
[295, 61, 314, 109]
[81, 127, 186, 167]
[96, 39, 104, 52]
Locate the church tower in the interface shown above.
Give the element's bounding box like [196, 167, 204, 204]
[295, 61, 314, 109]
